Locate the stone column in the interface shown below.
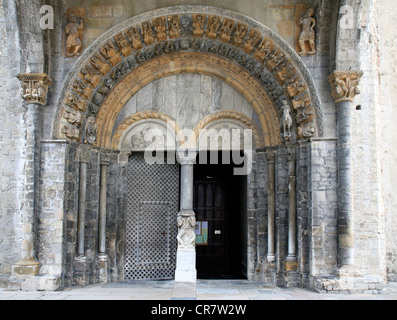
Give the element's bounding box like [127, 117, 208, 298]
[11, 104, 41, 278]
[265, 148, 277, 263]
[328, 71, 363, 268]
[285, 145, 298, 272]
[12, 74, 52, 280]
[97, 151, 110, 283]
[175, 149, 197, 283]
[74, 146, 90, 285]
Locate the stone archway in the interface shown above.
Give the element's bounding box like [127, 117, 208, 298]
[52, 6, 323, 147]
[52, 5, 325, 286]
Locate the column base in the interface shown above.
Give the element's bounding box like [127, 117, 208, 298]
[267, 254, 276, 263]
[175, 249, 197, 283]
[97, 253, 109, 284]
[284, 257, 298, 272]
[7, 275, 62, 291]
[73, 255, 88, 286]
[11, 258, 40, 277]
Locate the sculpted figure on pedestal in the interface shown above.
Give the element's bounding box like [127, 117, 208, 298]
[281, 100, 293, 141]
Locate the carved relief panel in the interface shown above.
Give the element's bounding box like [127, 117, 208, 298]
[119, 119, 176, 151]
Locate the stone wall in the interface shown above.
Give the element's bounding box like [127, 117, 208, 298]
[1, 0, 397, 291]
[0, 0, 24, 285]
[375, 0, 397, 282]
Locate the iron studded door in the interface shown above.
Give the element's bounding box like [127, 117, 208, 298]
[125, 153, 179, 280]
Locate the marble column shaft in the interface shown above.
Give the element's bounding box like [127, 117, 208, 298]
[98, 153, 110, 256]
[265, 148, 276, 263]
[286, 146, 298, 266]
[77, 147, 90, 257]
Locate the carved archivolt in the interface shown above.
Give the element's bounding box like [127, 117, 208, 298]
[54, 7, 322, 147]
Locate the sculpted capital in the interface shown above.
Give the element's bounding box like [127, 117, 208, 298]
[17, 73, 52, 106]
[328, 71, 363, 103]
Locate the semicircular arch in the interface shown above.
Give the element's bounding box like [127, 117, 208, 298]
[53, 5, 323, 148]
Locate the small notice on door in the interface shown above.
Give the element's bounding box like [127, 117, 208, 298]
[195, 221, 208, 245]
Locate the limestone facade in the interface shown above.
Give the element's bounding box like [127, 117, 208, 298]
[0, 0, 396, 293]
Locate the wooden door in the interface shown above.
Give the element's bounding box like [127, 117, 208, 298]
[194, 179, 226, 277]
[194, 155, 246, 279]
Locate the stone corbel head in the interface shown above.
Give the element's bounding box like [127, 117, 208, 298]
[17, 73, 52, 105]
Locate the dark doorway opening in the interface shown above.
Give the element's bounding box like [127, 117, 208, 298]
[194, 151, 247, 279]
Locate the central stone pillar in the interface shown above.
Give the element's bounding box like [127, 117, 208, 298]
[175, 149, 197, 283]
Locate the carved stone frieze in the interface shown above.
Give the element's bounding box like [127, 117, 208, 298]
[328, 71, 363, 103]
[17, 73, 52, 105]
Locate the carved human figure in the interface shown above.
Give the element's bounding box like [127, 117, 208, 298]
[64, 108, 82, 125]
[126, 27, 143, 51]
[21, 82, 31, 99]
[297, 8, 316, 55]
[65, 14, 84, 57]
[254, 39, 273, 62]
[84, 115, 97, 145]
[177, 215, 196, 249]
[115, 33, 132, 57]
[31, 80, 45, 102]
[142, 22, 154, 45]
[193, 14, 205, 37]
[281, 100, 293, 141]
[62, 125, 80, 140]
[207, 16, 221, 39]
